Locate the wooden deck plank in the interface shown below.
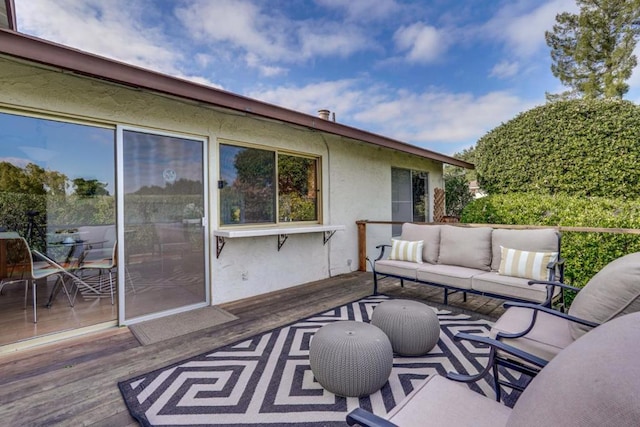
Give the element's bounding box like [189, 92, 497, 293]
[0, 272, 505, 426]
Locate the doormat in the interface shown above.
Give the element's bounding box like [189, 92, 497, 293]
[119, 295, 528, 426]
[130, 306, 239, 346]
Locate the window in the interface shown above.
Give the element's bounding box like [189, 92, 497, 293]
[391, 168, 429, 235]
[219, 143, 319, 226]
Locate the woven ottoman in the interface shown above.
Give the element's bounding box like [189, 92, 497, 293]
[309, 321, 393, 397]
[371, 299, 440, 356]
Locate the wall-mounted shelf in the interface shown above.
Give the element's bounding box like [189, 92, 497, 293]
[213, 225, 345, 258]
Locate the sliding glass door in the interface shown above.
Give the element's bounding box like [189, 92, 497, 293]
[118, 128, 208, 323]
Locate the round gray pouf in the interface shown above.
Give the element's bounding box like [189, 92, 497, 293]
[371, 299, 440, 356]
[309, 321, 393, 397]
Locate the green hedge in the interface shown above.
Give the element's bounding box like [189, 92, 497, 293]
[461, 193, 640, 290]
[475, 99, 640, 198]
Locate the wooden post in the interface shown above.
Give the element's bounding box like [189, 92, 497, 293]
[357, 221, 367, 271]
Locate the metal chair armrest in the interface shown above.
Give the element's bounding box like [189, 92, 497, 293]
[451, 332, 548, 369]
[346, 408, 398, 427]
[374, 244, 392, 262]
[527, 279, 581, 293]
[502, 301, 599, 328]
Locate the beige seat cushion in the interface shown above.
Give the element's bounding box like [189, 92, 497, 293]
[491, 229, 559, 271]
[374, 259, 418, 280]
[491, 306, 574, 363]
[416, 264, 479, 290]
[472, 272, 556, 304]
[568, 251, 640, 340]
[400, 223, 441, 264]
[438, 225, 492, 270]
[507, 312, 640, 426]
[387, 374, 511, 427]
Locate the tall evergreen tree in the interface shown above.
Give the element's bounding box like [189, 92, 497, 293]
[545, 0, 640, 100]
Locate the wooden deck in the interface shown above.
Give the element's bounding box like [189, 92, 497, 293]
[0, 272, 506, 426]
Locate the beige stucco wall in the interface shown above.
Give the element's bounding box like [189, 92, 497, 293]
[0, 57, 444, 305]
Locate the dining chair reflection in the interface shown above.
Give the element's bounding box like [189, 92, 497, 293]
[0, 235, 74, 323]
[76, 241, 118, 305]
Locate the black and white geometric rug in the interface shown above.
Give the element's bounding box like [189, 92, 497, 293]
[119, 295, 526, 426]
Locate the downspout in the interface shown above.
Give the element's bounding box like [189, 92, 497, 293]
[319, 132, 332, 276]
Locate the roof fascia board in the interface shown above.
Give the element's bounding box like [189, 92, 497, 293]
[0, 29, 473, 169]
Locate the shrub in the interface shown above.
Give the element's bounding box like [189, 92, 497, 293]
[475, 99, 640, 198]
[461, 193, 640, 290]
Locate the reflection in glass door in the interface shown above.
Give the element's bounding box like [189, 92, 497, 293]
[117, 128, 208, 323]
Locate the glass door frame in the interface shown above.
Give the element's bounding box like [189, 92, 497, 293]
[116, 125, 210, 325]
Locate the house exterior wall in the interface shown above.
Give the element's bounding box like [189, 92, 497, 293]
[0, 57, 443, 305]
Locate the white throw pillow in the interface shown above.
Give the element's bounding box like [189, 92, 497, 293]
[499, 246, 557, 281]
[389, 239, 424, 263]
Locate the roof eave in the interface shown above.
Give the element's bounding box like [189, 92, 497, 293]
[0, 29, 474, 170]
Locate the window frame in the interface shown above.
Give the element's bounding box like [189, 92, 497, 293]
[218, 140, 322, 228]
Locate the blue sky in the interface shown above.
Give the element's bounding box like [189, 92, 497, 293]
[13, 0, 640, 156]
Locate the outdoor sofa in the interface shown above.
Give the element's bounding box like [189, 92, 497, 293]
[372, 223, 563, 306]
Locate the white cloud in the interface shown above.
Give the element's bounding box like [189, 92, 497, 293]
[175, 0, 291, 63]
[394, 22, 447, 63]
[490, 60, 520, 79]
[176, 0, 373, 75]
[247, 79, 372, 119]
[249, 79, 538, 151]
[483, 0, 578, 58]
[315, 0, 400, 22]
[15, 0, 183, 76]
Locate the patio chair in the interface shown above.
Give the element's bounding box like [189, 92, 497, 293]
[346, 311, 640, 427]
[0, 236, 73, 323]
[447, 251, 640, 402]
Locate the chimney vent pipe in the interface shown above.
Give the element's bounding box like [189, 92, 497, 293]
[318, 109, 330, 120]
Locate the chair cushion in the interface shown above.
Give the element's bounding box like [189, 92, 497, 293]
[507, 312, 640, 426]
[491, 307, 574, 363]
[388, 239, 423, 263]
[498, 247, 557, 281]
[491, 228, 559, 271]
[438, 225, 492, 270]
[400, 223, 440, 264]
[568, 251, 640, 340]
[388, 374, 511, 427]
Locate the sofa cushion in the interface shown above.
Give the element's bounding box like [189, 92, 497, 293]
[401, 223, 440, 264]
[389, 239, 423, 263]
[375, 259, 418, 280]
[416, 264, 479, 290]
[498, 247, 558, 281]
[491, 228, 559, 271]
[472, 272, 556, 303]
[438, 225, 492, 270]
[567, 251, 640, 340]
[387, 374, 511, 427]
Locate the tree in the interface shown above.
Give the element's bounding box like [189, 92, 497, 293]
[73, 178, 109, 198]
[545, 0, 640, 100]
[444, 171, 474, 218]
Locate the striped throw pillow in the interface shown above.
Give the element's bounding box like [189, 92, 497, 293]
[389, 239, 424, 263]
[498, 246, 558, 281]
